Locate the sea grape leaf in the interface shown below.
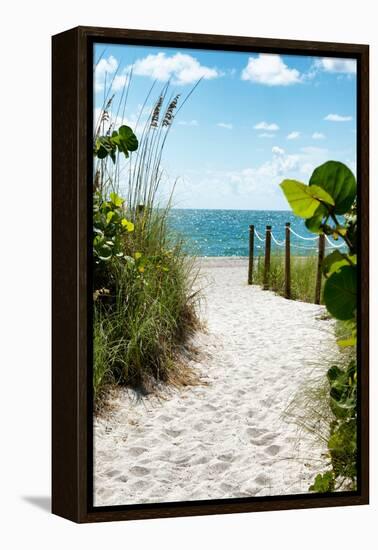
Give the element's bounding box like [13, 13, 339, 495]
[280, 180, 334, 218]
[322, 250, 352, 276]
[118, 125, 138, 152]
[305, 204, 328, 233]
[309, 161, 356, 215]
[323, 265, 357, 320]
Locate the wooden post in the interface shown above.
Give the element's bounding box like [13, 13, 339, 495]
[285, 222, 291, 299]
[248, 225, 254, 285]
[263, 225, 271, 290]
[315, 233, 325, 304]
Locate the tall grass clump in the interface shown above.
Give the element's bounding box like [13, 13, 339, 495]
[254, 253, 321, 303]
[92, 70, 201, 405]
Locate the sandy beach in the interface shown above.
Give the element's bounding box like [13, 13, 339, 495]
[94, 257, 340, 506]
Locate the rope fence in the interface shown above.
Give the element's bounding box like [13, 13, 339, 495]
[248, 222, 346, 304]
[253, 226, 345, 251]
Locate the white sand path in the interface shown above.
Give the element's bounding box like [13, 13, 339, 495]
[94, 258, 340, 506]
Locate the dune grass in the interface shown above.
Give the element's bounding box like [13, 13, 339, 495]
[93, 228, 199, 400]
[253, 253, 322, 303]
[93, 77, 201, 405]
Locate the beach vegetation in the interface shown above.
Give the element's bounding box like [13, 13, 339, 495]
[93, 80, 201, 406]
[254, 254, 320, 303]
[280, 160, 357, 492]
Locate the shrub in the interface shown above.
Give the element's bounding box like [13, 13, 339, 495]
[92, 79, 201, 403]
[280, 160, 357, 492]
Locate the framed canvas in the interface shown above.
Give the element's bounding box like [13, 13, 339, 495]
[52, 26, 369, 523]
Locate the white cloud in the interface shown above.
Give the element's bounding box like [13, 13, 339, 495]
[258, 133, 276, 138]
[241, 54, 301, 86]
[94, 56, 133, 92]
[254, 121, 279, 131]
[324, 113, 353, 122]
[287, 131, 300, 140]
[315, 57, 356, 74]
[312, 132, 325, 140]
[173, 143, 342, 209]
[111, 73, 130, 91]
[300, 146, 328, 155]
[217, 122, 233, 129]
[95, 55, 118, 92]
[298, 147, 329, 176]
[178, 119, 199, 126]
[131, 52, 220, 85]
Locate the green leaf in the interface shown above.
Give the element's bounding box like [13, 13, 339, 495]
[106, 211, 115, 224]
[97, 243, 112, 261]
[305, 214, 323, 233]
[109, 149, 116, 164]
[96, 145, 109, 159]
[118, 125, 138, 152]
[337, 337, 357, 348]
[280, 180, 334, 218]
[121, 218, 134, 232]
[305, 204, 328, 233]
[322, 250, 351, 276]
[327, 365, 343, 383]
[309, 161, 356, 215]
[323, 265, 357, 320]
[309, 471, 335, 493]
[109, 192, 124, 207]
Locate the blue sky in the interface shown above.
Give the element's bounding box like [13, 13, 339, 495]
[94, 43, 357, 210]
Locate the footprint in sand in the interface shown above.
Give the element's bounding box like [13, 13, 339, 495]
[254, 473, 272, 486]
[129, 465, 150, 477]
[210, 461, 231, 474]
[130, 480, 150, 490]
[128, 446, 148, 457]
[246, 427, 266, 438]
[250, 434, 276, 446]
[116, 475, 128, 483]
[104, 468, 121, 478]
[164, 428, 184, 438]
[158, 414, 173, 422]
[193, 422, 206, 432]
[192, 455, 211, 465]
[220, 482, 235, 492]
[217, 453, 235, 462]
[265, 444, 281, 456]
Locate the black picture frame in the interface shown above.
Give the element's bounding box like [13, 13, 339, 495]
[52, 26, 369, 523]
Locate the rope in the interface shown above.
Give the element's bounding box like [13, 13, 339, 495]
[253, 228, 265, 242]
[253, 226, 346, 251]
[289, 227, 318, 240]
[271, 233, 285, 246]
[325, 235, 346, 249]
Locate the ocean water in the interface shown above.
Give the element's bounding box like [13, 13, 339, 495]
[168, 209, 340, 257]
